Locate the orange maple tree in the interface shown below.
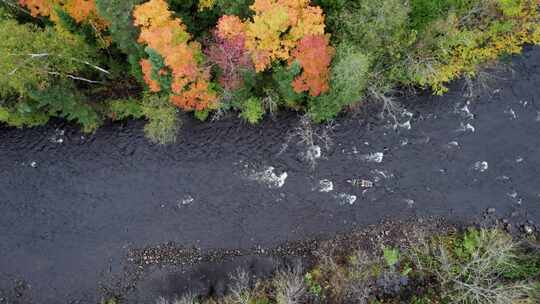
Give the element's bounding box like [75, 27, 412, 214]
[19, 0, 109, 32]
[216, 15, 246, 41]
[133, 0, 217, 111]
[291, 34, 334, 96]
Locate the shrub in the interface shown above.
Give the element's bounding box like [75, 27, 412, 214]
[108, 98, 145, 121]
[308, 44, 371, 122]
[141, 93, 180, 144]
[239, 97, 264, 124]
[271, 61, 303, 110]
[28, 86, 101, 132]
[327, 0, 412, 58]
[273, 264, 307, 304]
[410, 228, 536, 304]
[0, 105, 50, 128]
[405, 0, 540, 94]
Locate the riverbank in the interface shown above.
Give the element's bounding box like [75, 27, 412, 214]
[125, 217, 539, 304]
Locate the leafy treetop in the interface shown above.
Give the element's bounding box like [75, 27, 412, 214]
[133, 0, 217, 111]
[239, 0, 327, 72]
[19, 0, 109, 32]
[291, 34, 334, 97]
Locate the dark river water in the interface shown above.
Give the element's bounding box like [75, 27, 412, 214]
[1, 47, 540, 303]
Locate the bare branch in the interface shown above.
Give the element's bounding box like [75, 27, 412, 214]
[69, 58, 110, 75]
[7, 53, 50, 75]
[47, 71, 104, 84]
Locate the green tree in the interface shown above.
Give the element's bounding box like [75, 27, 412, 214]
[95, 0, 146, 80]
[141, 93, 180, 144]
[0, 17, 102, 130]
[309, 44, 371, 122]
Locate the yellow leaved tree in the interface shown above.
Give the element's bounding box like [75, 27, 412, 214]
[133, 0, 217, 111]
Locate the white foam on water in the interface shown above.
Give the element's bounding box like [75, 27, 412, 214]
[371, 169, 394, 183]
[50, 129, 65, 144]
[456, 102, 475, 120]
[473, 161, 489, 172]
[458, 122, 475, 133]
[277, 143, 289, 156]
[504, 108, 517, 120]
[335, 193, 357, 205]
[496, 175, 511, 182]
[404, 199, 415, 208]
[360, 152, 384, 163]
[397, 120, 411, 130]
[249, 166, 288, 189]
[317, 179, 334, 192]
[506, 191, 522, 205]
[178, 195, 194, 207]
[307, 145, 321, 159]
[447, 141, 460, 148]
[507, 191, 518, 199]
[400, 138, 409, 146]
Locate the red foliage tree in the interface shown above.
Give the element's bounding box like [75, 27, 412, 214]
[205, 16, 253, 91]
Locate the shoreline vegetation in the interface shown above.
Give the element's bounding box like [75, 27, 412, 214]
[108, 219, 540, 304]
[0, 0, 539, 143]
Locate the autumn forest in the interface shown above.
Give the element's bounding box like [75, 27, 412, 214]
[1, 0, 539, 143]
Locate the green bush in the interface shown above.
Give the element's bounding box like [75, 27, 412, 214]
[308, 44, 371, 122]
[141, 93, 180, 144]
[327, 0, 412, 57]
[0, 104, 50, 128]
[272, 61, 304, 109]
[194, 109, 210, 121]
[239, 97, 264, 124]
[409, 0, 480, 31]
[411, 228, 537, 304]
[108, 98, 145, 121]
[28, 86, 101, 132]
